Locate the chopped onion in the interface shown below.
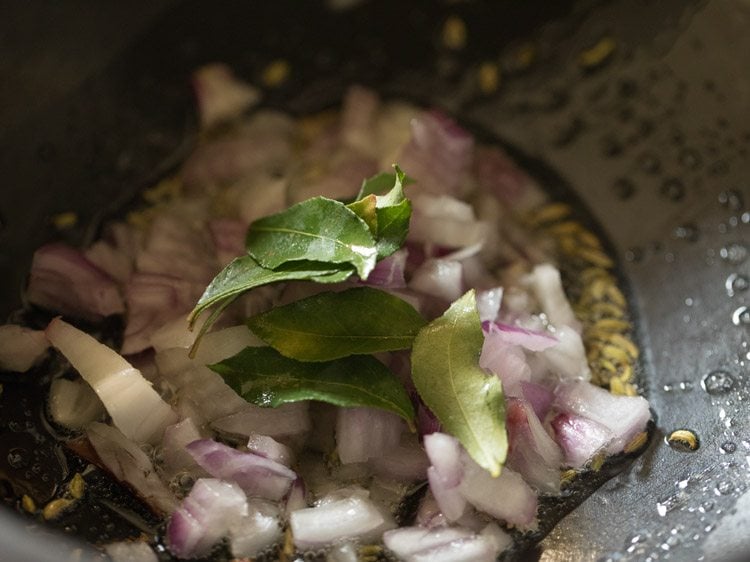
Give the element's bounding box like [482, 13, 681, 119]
[48, 378, 105, 430]
[550, 412, 612, 468]
[541, 325, 591, 381]
[506, 399, 563, 494]
[527, 264, 580, 332]
[479, 332, 531, 397]
[27, 243, 125, 320]
[473, 145, 531, 205]
[384, 524, 506, 562]
[553, 380, 651, 455]
[482, 321, 558, 351]
[0, 324, 49, 372]
[285, 478, 308, 514]
[167, 478, 248, 559]
[84, 240, 133, 283]
[410, 259, 463, 302]
[427, 466, 466, 521]
[289, 493, 387, 549]
[475, 287, 503, 323]
[370, 435, 429, 482]
[340, 85, 380, 155]
[397, 110, 474, 196]
[424, 433, 466, 520]
[384, 526, 474, 557]
[520, 381, 555, 421]
[192, 63, 260, 129]
[211, 402, 311, 440]
[46, 318, 177, 444]
[162, 418, 208, 481]
[327, 542, 359, 562]
[228, 499, 282, 558]
[208, 218, 247, 267]
[459, 454, 537, 529]
[187, 439, 296, 501]
[86, 422, 177, 515]
[409, 194, 488, 249]
[336, 407, 403, 464]
[104, 541, 158, 562]
[246, 433, 295, 467]
[361, 248, 408, 288]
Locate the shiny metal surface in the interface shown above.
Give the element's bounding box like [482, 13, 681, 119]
[1, 1, 748, 560]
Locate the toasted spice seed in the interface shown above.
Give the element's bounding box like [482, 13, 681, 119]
[578, 37, 617, 69]
[21, 495, 36, 513]
[546, 220, 584, 236]
[558, 236, 579, 255]
[262, 60, 290, 88]
[668, 429, 699, 451]
[618, 363, 634, 383]
[442, 16, 467, 50]
[526, 202, 573, 227]
[604, 285, 627, 308]
[579, 267, 614, 285]
[597, 357, 619, 373]
[606, 333, 639, 359]
[69, 473, 85, 499]
[589, 451, 607, 471]
[142, 176, 181, 204]
[478, 62, 500, 94]
[601, 343, 632, 365]
[42, 498, 75, 520]
[510, 43, 536, 71]
[126, 207, 157, 230]
[624, 431, 649, 454]
[51, 212, 78, 230]
[560, 469, 578, 486]
[577, 228, 603, 249]
[590, 301, 626, 320]
[576, 246, 615, 268]
[279, 527, 294, 561]
[298, 110, 338, 145]
[591, 318, 631, 333]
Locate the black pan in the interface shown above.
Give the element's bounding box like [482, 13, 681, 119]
[1, 1, 748, 561]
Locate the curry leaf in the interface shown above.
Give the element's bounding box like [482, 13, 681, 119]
[346, 194, 378, 236]
[246, 196, 378, 279]
[246, 287, 426, 361]
[375, 199, 411, 258]
[211, 346, 416, 427]
[411, 289, 507, 476]
[189, 255, 353, 328]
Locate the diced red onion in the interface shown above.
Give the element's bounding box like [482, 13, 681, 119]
[182, 125, 291, 190]
[475, 288, 503, 323]
[84, 240, 133, 283]
[192, 63, 260, 129]
[149, 314, 200, 352]
[370, 436, 429, 482]
[285, 478, 307, 514]
[473, 145, 531, 205]
[410, 259, 463, 302]
[27, 243, 125, 320]
[246, 433, 295, 467]
[48, 377, 105, 430]
[384, 525, 505, 562]
[228, 499, 282, 558]
[479, 332, 531, 397]
[527, 264, 580, 332]
[361, 248, 407, 289]
[291, 152, 378, 203]
[482, 321, 558, 351]
[553, 380, 651, 455]
[237, 175, 288, 224]
[327, 542, 359, 562]
[408, 194, 487, 249]
[162, 418, 208, 481]
[103, 541, 158, 562]
[340, 85, 380, 154]
[550, 413, 612, 468]
[480, 522, 513, 555]
[424, 433, 463, 487]
[384, 526, 474, 558]
[0, 324, 49, 372]
[520, 381, 555, 421]
[540, 325, 591, 381]
[336, 407, 403, 464]
[459, 454, 537, 529]
[46, 318, 177, 444]
[397, 110, 474, 196]
[194, 325, 265, 364]
[417, 402, 441, 436]
[186, 439, 296, 501]
[211, 402, 311, 440]
[86, 422, 177, 515]
[289, 493, 387, 549]
[167, 478, 248, 558]
[506, 399, 563, 494]
[427, 467, 466, 521]
[208, 218, 247, 267]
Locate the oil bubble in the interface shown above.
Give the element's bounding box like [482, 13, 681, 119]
[660, 178, 686, 202]
[718, 189, 744, 211]
[720, 243, 748, 265]
[714, 481, 734, 495]
[701, 370, 735, 394]
[726, 273, 750, 297]
[678, 148, 702, 169]
[673, 223, 700, 242]
[732, 306, 750, 326]
[638, 151, 661, 174]
[720, 441, 737, 454]
[7, 448, 29, 469]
